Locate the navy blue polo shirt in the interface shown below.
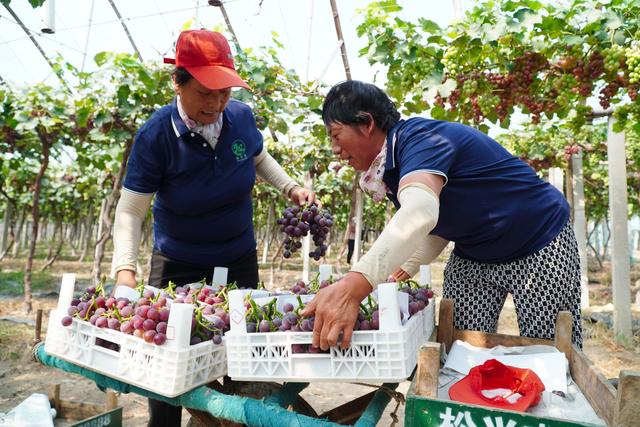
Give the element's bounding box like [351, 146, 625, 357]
[382, 118, 569, 264]
[123, 98, 263, 265]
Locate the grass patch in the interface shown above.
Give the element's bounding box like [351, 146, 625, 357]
[0, 270, 59, 296]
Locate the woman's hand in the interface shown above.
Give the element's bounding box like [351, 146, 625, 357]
[387, 268, 411, 282]
[300, 272, 373, 350]
[288, 185, 319, 207]
[115, 269, 137, 289]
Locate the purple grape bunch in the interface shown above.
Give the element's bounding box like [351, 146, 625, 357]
[397, 279, 434, 316]
[276, 204, 334, 260]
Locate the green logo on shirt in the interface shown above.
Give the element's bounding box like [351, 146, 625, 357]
[232, 140, 247, 161]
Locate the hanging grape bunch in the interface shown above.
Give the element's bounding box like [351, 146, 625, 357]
[277, 203, 333, 260]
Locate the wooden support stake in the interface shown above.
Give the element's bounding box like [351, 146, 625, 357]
[34, 308, 43, 344]
[437, 299, 454, 352]
[415, 343, 441, 398]
[105, 391, 117, 411]
[48, 384, 61, 415]
[554, 310, 573, 359]
[614, 370, 640, 427]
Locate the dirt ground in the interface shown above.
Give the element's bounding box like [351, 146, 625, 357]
[0, 255, 639, 426]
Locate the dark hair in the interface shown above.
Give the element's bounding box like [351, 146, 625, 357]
[322, 80, 400, 132]
[173, 67, 193, 86]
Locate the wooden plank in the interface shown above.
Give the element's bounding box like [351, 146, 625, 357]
[614, 370, 640, 427]
[436, 299, 454, 352]
[414, 342, 440, 398]
[318, 390, 376, 425]
[452, 329, 551, 348]
[569, 346, 616, 426]
[554, 310, 573, 358]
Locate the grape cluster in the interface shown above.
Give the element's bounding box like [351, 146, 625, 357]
[290, 277, 332, 295]
[61, 281, 231, 347]
[436, 46, 640, 127]
[625, 44, 640, 85]
[277, 204, 334, 260]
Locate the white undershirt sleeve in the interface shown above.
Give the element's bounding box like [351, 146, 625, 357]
[254, 147, 299, 197]
[111, 189, 153, 277]
[351, 183, 440, 288]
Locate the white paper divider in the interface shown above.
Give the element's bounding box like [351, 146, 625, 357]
[377, 283, 402, 331]
[114, 285, 140, 302]
[211, 267, 229, 286]
[165, 303, 193, 349]
[228, 289, 246, 334]
[57, 273, 76, 312]
[319, 264, 332, 282]
[419, 265, 431, 287]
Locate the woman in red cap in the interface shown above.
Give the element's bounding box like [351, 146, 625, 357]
[111, 30, 315, 426]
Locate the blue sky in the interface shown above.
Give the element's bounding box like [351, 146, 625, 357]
[0, 0, 464, 88]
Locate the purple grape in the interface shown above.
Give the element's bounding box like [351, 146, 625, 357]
[107, 318, 121, 330]
[132, 315, 144, 329]
[212, 335, 222, 345]
[120, 320, 134, 334]
[258, 320, 271, 333]
[156, 321, 167, 334]
[147, 307, 160, 321]
[61, 316, 73, 326]
[153, 333, 167, 345]
[291, 344, 307, 353]
[143, 330, 156, 343]
[120, 305, 134, 317]
[300, 319, 312, 331]
[143, 319, 156, 331]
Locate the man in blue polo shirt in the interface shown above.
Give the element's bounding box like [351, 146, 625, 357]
[111, 30, 314, 427]
[302, 80, 581, 353]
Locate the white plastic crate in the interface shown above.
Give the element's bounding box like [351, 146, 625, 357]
[44, 274, 226, 397]
[225, 283, 435, 382]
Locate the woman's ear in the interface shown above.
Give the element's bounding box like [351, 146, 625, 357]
[355, 111, 375, 136]
[172, 75, 180, 95]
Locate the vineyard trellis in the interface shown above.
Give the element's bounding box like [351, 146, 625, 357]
[1, 0, 639, 342]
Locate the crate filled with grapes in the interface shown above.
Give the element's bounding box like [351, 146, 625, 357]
[224, 274, 436, 382]
[44, 274, 227, 397]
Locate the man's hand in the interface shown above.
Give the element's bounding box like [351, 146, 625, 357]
[300, 272, 373, 350]
[115, 269, 137, 289]
[288, 186, 319, 207]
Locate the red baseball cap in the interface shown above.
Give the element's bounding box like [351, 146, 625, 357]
[449, 359, 545, 412]
[164, 30, 250, 91]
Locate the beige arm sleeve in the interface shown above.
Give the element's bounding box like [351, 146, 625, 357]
[400, 234, 449, 277]
[351, 183, 439, 288]
[254, 147, 299, 196]
[111, 189, 153, 277]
